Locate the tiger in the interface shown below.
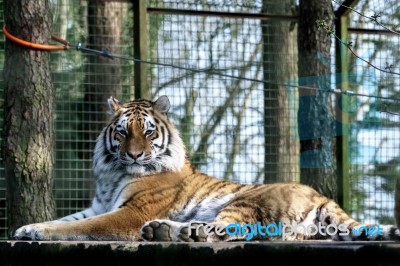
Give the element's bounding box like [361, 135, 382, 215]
[13, 95, 400, 241]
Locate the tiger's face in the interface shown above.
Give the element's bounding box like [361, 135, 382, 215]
[93, 96, 186, 177]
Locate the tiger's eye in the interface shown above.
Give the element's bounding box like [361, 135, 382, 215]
[145, 129, 154, 136]
[119, 129, 128, 136]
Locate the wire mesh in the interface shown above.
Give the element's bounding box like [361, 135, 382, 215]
[0, 0, 398, 239]
[50, 0, 135, 220]
[148, 1, 300, 183]
[344, 0, 400, 224]
[347, 59, 399, 223]
[149, 13, 267, 183]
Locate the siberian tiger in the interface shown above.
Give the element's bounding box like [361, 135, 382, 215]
[13, 96, 400, 241]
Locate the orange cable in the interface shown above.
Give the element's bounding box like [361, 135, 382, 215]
[2, 25, 69, 51]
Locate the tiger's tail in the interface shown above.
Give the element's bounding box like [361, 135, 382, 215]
[318, 199, 400, 241]
[343, 224, 400, 241]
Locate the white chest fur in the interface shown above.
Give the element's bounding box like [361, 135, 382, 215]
[91, 171, 132, 213]
[171, 194, 236, 222]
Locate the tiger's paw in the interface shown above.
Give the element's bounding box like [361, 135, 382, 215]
[140, 220, 208, 242]
[13, 223, 51, 241]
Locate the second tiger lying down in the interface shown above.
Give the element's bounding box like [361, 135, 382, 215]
[13, 96, 400, 241]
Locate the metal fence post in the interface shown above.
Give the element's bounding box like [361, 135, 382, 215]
[335, 1, 355, 211]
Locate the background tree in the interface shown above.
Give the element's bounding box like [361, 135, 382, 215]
[79, 1, 126, 161]
[2, 0, 56, 236]
[262, 0, 299, 183]
[298, 0, 337, 199]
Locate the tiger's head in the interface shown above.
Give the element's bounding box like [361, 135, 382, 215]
[93, 95, 186, 177]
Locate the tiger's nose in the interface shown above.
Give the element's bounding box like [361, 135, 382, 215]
[127, 151, 143, 160]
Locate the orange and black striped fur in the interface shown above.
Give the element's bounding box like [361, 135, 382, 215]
[13, 96, 400, 241]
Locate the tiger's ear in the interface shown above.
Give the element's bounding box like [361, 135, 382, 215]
[153, 95, 170, 115]
[108, 96, 121, 114]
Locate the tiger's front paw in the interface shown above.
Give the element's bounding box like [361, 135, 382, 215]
[141, 220, 175, 241]
[13, 223, 51, 241]
[140, 219, 209, 242]
[141, 219, 194, 242]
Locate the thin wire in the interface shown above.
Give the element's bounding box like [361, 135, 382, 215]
[93, 50, 400, 103]
[332, 0, 400, 36]
[4, 24, 398, 103]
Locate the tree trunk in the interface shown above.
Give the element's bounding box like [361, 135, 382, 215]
[3, 0, 56, 237]
[262, 0, 299, 183]
[298, 0, 337, 199]
[79, 1, 125, 160]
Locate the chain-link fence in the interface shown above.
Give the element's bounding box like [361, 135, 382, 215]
[342, 0, 400, 224]
[0, 0, 399, 239]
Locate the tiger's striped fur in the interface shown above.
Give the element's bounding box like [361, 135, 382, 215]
[13, 96, 400, 241]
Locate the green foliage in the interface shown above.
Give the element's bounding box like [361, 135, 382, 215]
[372, 158, 400, 193]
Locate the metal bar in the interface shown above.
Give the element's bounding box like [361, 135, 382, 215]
[348, 27, 400, 36]
[147, 7, 298, 21]
[335, 15, 350, 212]
[334, 0, 359, 17]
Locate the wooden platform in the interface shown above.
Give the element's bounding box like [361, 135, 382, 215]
[1, 240, 400, 265]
